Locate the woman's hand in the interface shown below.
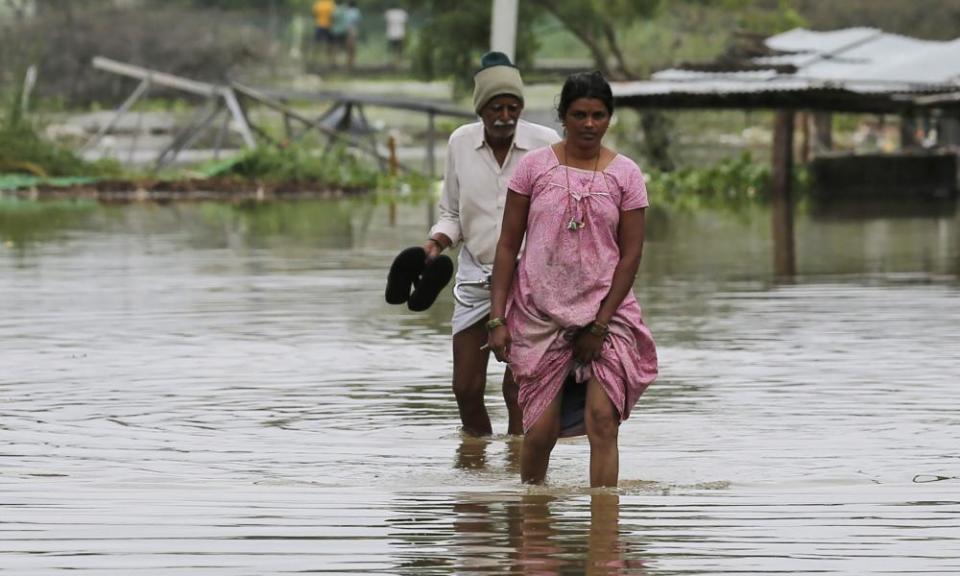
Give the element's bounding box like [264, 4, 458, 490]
[573, 326, 605, 365]
[488, 325, 512, 363]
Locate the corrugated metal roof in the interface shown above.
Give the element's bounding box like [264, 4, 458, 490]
[615, 27, 960, 103]
[765, 27, 882, 54]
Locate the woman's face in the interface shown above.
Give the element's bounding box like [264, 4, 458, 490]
[563, 97, 611, 148]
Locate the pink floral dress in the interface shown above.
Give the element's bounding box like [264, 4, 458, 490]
[506, 146, 658, 435]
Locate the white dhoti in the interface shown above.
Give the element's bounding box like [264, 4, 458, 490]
[451, 247, 493, 335]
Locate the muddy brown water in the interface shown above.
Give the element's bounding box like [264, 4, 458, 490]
[2, 199, 959, 574]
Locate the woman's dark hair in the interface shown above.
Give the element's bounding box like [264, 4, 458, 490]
[557, 71, 614, 121]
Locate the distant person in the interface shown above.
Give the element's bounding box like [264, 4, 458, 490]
[488, 71, 658, 487]
[384, 6, 408, 67]
[312, 0, 336, 66]
[342, 0, 363, 72]
[425, 52, 560, 437]
[329, 2, 349, 68]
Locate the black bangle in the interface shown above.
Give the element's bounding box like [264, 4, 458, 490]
[427, 237, 444, 250]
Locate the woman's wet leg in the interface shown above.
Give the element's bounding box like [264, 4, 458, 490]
[521, 391, 562, 484]
[585, 377, 619, 487]
[502, 367, 523, 435]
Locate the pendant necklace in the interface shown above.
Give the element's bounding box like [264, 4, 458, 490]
[564, 146, 601, 232]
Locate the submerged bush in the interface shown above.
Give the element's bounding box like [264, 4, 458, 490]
[647, 153, 772, 211]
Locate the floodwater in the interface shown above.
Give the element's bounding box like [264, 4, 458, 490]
[2, 197, 959, 575]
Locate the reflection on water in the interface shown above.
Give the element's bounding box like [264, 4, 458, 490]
[2, 197, 959, 574]
[391, 491, 645, 575]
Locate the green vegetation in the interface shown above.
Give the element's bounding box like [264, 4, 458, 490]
[646, 152, 810, 212]
[0, 123, 120, 179]
[0, 81, 120, 179]
[220, 143, 379, 189]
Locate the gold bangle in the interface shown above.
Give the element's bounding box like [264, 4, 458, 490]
[486, 317, 506, 330]
[588, 321, 609, 337]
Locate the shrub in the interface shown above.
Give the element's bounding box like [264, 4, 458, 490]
[224, 143, 380, 189]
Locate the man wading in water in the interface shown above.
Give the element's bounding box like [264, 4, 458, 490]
[424, 52, 559, 436]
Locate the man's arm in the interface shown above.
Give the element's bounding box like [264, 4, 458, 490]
[424, 136, 462, 259]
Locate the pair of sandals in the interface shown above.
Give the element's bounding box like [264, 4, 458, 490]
[385, 247, 453, 311]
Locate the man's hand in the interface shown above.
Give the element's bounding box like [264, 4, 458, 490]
[422, 236, 448, 261]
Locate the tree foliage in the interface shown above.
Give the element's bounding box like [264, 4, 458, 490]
[402, 0, 541, 96]
[527, 0, 663, 79]
[793, 0, 960, 40]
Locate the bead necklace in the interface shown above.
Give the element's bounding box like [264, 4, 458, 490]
[562, 146, 601, 232]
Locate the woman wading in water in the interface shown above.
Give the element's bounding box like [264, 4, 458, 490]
[488, 71, 658, 487]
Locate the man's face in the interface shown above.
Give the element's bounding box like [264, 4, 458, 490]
[480, 95, 523, 142]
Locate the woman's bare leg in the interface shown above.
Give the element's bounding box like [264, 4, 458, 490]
[585, 377, 620, 487]
[502, 368, 523, 435]
[452, 320, 492, 436]
[521, 391, 562, 484]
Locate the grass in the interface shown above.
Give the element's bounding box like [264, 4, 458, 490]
[1, 81, 122, 180]
[0, 123, 122, 178]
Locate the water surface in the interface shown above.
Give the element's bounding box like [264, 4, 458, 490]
[2, 198, 959, 574]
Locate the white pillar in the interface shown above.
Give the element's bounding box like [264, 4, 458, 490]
[490, 0, 519, 62]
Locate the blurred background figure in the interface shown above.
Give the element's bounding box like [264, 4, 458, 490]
[311, 0, 335, 68]
[342, 0, 363, 72]
[329, 1, 348, 68]
[384, 5, 408, 68]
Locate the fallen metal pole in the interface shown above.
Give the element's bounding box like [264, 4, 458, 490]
[92, 56, 223, 98]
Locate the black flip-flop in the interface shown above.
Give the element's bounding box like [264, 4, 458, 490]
[385, 246, 426, 305]
[407, 254, 453, 312]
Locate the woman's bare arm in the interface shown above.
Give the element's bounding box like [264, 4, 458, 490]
[488, 190, 530, 362]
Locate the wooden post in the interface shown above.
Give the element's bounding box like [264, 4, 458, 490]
[772, 110, 796, 277]
[813, 112, 833, 152]
[900, 113, 920, 149]
[388, 135, 398, 226]
[799, 111, 810, 165]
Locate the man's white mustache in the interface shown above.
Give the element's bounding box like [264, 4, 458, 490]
[493, 120, 516, 127]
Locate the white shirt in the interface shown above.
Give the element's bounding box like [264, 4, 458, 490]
[430, 119, 561, 266]
[384, 8, 408, 40]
